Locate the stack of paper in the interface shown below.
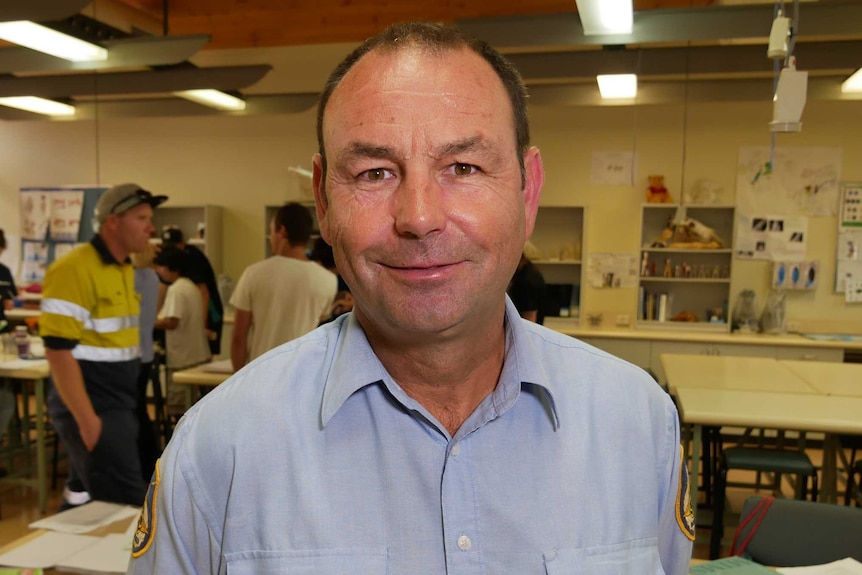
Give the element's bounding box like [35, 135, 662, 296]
[56, 534, 133, 575]
[0, 532, 99, 570]
[777, 558, 862, 574]
[28, 501, 138, 535]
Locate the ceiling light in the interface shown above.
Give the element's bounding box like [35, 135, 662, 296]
[0, 21, 107, 62]
[0, 96, 75, 116]
[175, 89, 246, 111]
[575, 0, 633, 35]
[841, 68, 862, 93]
[597, 74, 637, 99]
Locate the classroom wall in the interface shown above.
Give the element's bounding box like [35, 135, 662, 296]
[1, 98, 860, 330]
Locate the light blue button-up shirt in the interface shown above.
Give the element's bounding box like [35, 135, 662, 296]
[128, 299, 692, 574]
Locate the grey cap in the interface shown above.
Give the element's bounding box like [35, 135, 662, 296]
[94, 183, 168, 225]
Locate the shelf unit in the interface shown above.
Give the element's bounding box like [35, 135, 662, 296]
[263, 201, 319, 258]
[152, 205, 223, 274]
[529, 206, 585, 324]
[637, 204, 735, 332]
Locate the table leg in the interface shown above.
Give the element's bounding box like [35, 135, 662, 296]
[35, 377, 46, 514]
[820, 433, 838, 504]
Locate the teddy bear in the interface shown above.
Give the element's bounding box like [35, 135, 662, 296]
[645, 174, 672, 203]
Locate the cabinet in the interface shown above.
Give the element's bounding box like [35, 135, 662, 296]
[637, 204, 735, 332]
[152, 205, 223, 274]
[263, 201, 320, 258]
[529, 206, 584, 324]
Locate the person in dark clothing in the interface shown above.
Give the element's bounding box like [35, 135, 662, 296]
[160, 228, 223, 356]
[508, 252, 546, 325]
[0, 229, 17, 332]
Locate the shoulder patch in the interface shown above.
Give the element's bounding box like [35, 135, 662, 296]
[675, 444, 696, 541]
[132, 458, 161, 558]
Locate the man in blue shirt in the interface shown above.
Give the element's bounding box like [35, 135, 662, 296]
[128, 22, 693, 574]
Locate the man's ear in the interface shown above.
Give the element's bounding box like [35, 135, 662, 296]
[312, 153, 330, 243]
[522, 146, 544, 240]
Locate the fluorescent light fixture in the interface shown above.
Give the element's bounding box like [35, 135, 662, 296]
[0, 21, 107, 62]
[175, 89, 247, 111]
[575, 0, 633, 35]
[597, 74, 637, 99]
[841, 68, 862, 93]
[0, 96, 75, 116]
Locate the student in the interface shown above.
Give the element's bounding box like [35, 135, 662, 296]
[229, 203, 336, 371]
[129, 22, 692, 573]
[160, 228, 223, 356]
[131, 243, 161, 481]
[508, 251, 547, 324]
[152, 246, 210, 416]
[0, 229, 17, 332]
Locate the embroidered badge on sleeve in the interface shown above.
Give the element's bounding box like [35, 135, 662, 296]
[675, 444, 696, 541]
[132, 458, 161, 558]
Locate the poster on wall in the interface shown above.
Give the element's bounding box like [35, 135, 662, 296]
[19, 190, 51, 240]
[736, 146, 842, 216]
[590, 151, 635, 186]
[835, 228, 862, 294]
[586, 253, 639, 288]
[49, 191, 85, 242]
[20, 241, 49, 284]
[735, 213, 807, 260]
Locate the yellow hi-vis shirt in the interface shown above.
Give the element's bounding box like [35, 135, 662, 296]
[40, 236, 141, 413]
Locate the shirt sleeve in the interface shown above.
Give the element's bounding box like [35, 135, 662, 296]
[127, 415, 222, 574]
[657, 399, 695, 575]
[39, 257, 89, 347]
[228, 268, 251, 312]
[160, 283, 185, 321]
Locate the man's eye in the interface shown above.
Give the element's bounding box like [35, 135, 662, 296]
[452, 163, 477, 176]
[359, 168, 391, 181]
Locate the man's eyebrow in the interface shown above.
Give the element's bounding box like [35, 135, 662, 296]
[437, 136, 489, 158]
[342, 142, 399, 162]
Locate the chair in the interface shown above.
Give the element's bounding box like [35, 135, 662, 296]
[847, 459, 862, 507]
[731, 495, 862, 565]
[709, 446, 818, 559]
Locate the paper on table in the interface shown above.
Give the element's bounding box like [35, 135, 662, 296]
[56, 534, 133, 575]
[0, 532, 99, 569]
[198, 358, 233, 373]
[777, 558, 862, 575]
[689, 556, 774, 574]
[28, 501, 139, 534]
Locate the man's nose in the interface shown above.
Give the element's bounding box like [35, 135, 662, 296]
[391, 172, 446, 239]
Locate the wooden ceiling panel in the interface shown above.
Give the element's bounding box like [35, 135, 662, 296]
[116, 0, 717, 49]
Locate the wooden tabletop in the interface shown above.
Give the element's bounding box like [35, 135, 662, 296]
[780, 360, 862, 397]
[660, 354, 818, 396]
[676, 387, 862, 435]
[171, 365, 232, 387]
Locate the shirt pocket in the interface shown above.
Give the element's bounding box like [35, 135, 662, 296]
[544, 538, 662, 575]
[225, 548, 388, 574]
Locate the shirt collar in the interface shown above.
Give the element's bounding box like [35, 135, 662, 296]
[90, 234, 130, 265]
[320, 297, 560, 430]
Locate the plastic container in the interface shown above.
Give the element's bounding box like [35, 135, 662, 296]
[14, 325, 30, 358]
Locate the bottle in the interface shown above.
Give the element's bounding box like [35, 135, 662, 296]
[14, 325, 30, 358]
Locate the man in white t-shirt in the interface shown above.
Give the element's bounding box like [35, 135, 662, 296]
[154, 246, 211, 413]
[230, 203, 337, 371]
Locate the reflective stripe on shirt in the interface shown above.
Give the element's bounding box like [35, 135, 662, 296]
[43, 297, 139, 333]
[73, 344, 140, 362]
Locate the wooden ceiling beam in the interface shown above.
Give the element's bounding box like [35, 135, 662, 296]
[115, 0, 717, 49]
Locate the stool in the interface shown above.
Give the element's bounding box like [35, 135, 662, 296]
[710, 446, 818, 559]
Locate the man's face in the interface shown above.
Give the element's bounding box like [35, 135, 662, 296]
[114, 203, 154, 256]
[269, 217, 282, 254]
[313, 46, 543, 338]
[154, 264, 176, 284]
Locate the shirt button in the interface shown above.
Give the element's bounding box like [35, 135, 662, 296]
[451, 444, 460, 457]
[458, 535, 472, 550]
